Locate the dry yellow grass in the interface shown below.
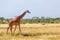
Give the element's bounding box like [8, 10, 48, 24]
[0, 23, 60, 40]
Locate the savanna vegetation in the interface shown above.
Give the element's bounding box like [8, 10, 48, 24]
[0, 24, 60, 40]
[0, 17, 60, 24]
[0, 17, 60, 40]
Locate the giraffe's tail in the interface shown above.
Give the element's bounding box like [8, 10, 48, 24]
[6, 19, 9, 24]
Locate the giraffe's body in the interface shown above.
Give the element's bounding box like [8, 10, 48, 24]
[7, 10, 30, 34]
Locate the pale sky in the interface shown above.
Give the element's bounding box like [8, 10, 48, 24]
[0, 0, 60, 19]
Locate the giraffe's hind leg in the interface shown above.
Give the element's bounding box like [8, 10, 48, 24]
[10, 25, 13, 34]
[6, 25, 10, 34]
[14, 25, 17, 33]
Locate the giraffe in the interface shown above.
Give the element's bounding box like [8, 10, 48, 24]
[6, 10, 31, 34]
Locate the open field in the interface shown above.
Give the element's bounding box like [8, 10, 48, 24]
[0, 23, 60, 40]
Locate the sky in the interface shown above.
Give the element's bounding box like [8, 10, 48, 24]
[0, 0, 60, 19]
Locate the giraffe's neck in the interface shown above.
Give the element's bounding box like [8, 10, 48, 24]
[17, 11, 27, 19]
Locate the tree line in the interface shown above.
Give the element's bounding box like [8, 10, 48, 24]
[0, 17, 60, 24]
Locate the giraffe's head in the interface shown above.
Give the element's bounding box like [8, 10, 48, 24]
[25, 10, 31, 14]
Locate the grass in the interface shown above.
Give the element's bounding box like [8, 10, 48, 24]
[0, 32, 60, 40]
[0, 23, 60, 40]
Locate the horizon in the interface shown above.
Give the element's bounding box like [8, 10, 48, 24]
[0, 0, 60, 19]
[0, 16, 60, 19]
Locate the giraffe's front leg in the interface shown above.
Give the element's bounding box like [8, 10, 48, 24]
[18, 24, 21, 33]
